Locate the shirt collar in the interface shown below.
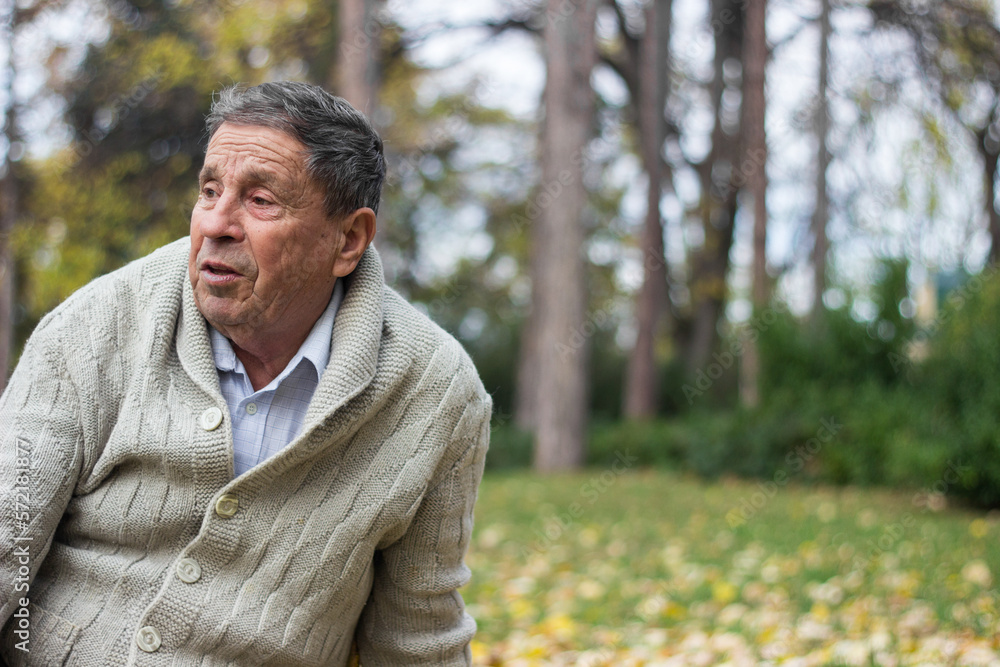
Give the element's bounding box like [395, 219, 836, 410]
[208, 278, 344, 384]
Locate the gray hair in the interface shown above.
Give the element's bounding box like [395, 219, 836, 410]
[205, 81, 385, 217]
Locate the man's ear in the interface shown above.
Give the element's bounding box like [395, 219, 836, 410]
[332, 207, 377, 277]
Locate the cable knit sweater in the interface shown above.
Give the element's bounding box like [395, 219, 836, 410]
[0, 237, 491, 666]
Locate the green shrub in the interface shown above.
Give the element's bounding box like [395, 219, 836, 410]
[482, 261, 1000, 509]
[484, 422, 533, 470]
[587, 419, 688, 468]
[917, 266, 1000, 507]
[757, 263, 913, 395]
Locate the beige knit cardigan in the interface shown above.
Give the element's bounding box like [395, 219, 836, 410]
[0, 238, 491, 666]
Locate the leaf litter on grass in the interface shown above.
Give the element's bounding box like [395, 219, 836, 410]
[464, 470, 1000, 666]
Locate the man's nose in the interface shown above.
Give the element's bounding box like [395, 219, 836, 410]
[196, 190, 245, 241]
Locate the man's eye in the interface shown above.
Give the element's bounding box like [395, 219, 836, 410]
[251, 196, 273, 206]
[202, 186, 218, 197]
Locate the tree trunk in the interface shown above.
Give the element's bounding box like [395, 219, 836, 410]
[811, 0, 831, 319]
[739, 0, 768, 408]
[624, 0, 672, 420]
[686, 0, 742, 375]
[980, 126, 1000, 265]
[334, 0, 381, 115]
[687, 202, 737, 373]
[531, 0, 598, 472]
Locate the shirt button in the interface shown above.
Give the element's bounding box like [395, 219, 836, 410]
[215, 493, 239, 518]
[200, 406, 224, 431]
[135, 625, 162, 652]
[176, 557, 202, 583]
[245, 402, 258, 415]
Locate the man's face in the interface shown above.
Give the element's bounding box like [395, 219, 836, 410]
[189, 123, 343, 338]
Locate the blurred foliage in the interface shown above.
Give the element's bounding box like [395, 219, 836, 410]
[15, 0, 275, 344]
[484, 259, 1000, 509]
[741, 260, 1000, 508]
[918, 265, 1000, 508]
[12, 0, 531, 357]
[758, 260, 914, 393]
[11, 0, 1000, 510]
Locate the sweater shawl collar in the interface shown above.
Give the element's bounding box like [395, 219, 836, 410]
[175, 241, 385, 474]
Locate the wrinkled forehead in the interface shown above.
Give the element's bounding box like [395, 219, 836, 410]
[201, 122, 309, 184]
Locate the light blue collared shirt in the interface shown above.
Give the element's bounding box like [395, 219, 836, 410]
[209, 280, 344, 478]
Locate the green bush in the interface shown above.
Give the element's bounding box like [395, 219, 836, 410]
[587, 419, 688, 468]
[757, 262, 913, 395]
[730, 262, 1000, 507]
[917, 266, 1000, 507]
[483, 260, 1000, 509]
[484, 423, 533, 470]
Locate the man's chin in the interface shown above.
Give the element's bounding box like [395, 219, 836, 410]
[193, 291, 249, 330]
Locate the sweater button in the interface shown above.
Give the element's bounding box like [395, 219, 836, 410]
[135, 625, 162, 652]
[200, 406, 224, 431]
[215, 493, 239, 518]
[176, 557, 202, 583]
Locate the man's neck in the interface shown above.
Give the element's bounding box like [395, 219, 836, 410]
[215, 289, 335, 391]
[230, 337, 305, 391]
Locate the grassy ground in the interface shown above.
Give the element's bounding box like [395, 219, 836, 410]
[463, 469, 1000, 666]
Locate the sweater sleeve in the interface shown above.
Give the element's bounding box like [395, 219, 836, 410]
[0, 326, 84, 626]
[355, 393, 491, 666]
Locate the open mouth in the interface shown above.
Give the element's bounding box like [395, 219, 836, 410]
[206, 265, 235, 276]
[200, 260, 242, 284]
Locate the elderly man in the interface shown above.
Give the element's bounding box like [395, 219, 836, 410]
[0, 81, 491, 665]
